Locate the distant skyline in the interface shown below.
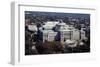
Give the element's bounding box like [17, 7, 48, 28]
[25, 11, 90, 19]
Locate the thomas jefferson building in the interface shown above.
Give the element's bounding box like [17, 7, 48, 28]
[38, 21, 86, 42]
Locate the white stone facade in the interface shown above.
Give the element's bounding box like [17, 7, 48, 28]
[39, 21, 86, 42]
[42, 30, 57, 42]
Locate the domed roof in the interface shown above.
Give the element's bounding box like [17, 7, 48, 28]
[57, 22, 66, 26]
[43, 21, 59, 30]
